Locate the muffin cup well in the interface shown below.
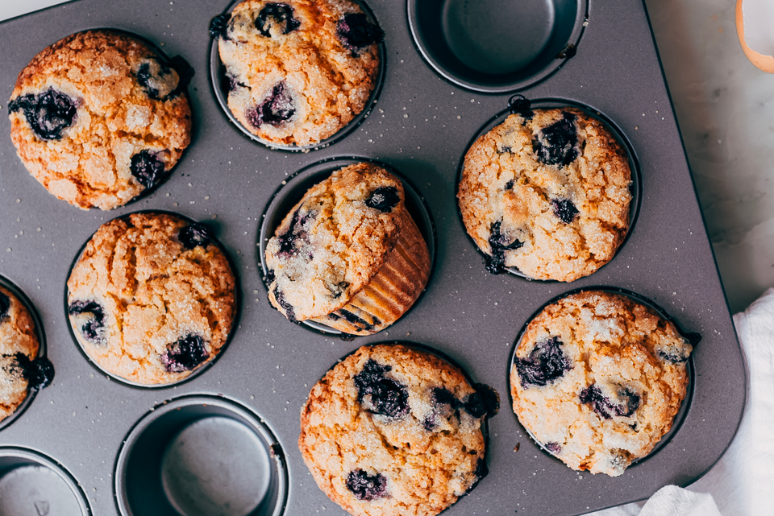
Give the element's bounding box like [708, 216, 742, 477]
[0, 275, 53, 432]
[0, 447, 91, 515]
[407, 0, 587, 93]
[114, 395, 287, 516]
[208, 0, 385, 153]
[64, 210, 241, 389]
[507, 287, 697, 470]
[258, 157, 436, 336]
[456, 96, 642, 282]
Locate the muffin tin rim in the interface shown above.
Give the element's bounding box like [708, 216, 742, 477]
[256, 156, 438, 336]
[506, 286, 697, 472]
[454, 95, 643, 282]
[405, 0, 590, 94]
[62, 209, 243, 390]
[207, 0, 387, 153]
[0, 445, 93, 516]
[112, 393, 289, 516]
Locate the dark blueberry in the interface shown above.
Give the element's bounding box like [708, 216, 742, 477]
[9, 88, 77, 141]
[579, 384, 640, 419]
[515, 337, 571, 388]
[161, 334, 209, 373]
[532, 112, 579, 167]
[210, 13, 232, 39]
[168, 55, 195, 95]
[431, 386, 457, 407]
[504, 179, 515, 190]
[422, 414, 437, 431]
[178, 223, 211, 250]
[68, 300, 106, 345]
[130, 150, 165, 189]
[485, 220, 523, 275]
[365, 187, 400, 213]
[328, 281, 349, 299]
[246, 82, 295, 128]
[272, 287, 296, 322]
[545, 442, 562, 454]
[463, 383, 500, 418]
[0, 291, 10, 321]
[657, 350, 690, 364]
[256, 3, 301, 37]
[276, 208, 315, 258]
[556, 44, 577, 59]
[551, 198, 579, 224]
[13, 353, 55, 391]
[337, 13, 384, 55]
[354, 359, 409, 419]
[265, 269, 276, 285]
[497, 145, 513, 154]
[508, 95, 533, 120]
[346, 469, 387, 501]
[136, 62, 170, 100]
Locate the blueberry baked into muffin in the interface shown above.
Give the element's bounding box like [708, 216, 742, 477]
[458, 108, 632, 281]
[300, 344, 498, 516]
[1, 286, 53, 424]
[510, 291, 695, 477]
[66, 213, 236, 385]
[264, 162, 431, 335]
[211, 0, 382, 146]
[8, 30, 192, 210]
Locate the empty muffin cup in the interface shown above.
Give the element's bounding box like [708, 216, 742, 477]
[508, 287, 697, 476]
[259, 157, 436, 335]
[457, 96, 641, 282]
[0, 447, 90, 516]
[114, 395, 288, 516]
[408, 0, 588, 93]
[0, 276, 54, 431]
[208, 0, 385, 152]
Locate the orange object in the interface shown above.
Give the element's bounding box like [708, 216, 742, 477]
[736, 0, 774, 73]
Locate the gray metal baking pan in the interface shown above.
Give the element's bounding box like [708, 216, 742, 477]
[0, 0, 745, 515]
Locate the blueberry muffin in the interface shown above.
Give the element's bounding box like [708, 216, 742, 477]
[265, 163, 431, 335]
[211, 0, 382, 146]
[458, 108, 632, 281]
[8, 30, 192, 210]
[0, 286, 42, 423]
[510, 291, 694, 477]
[66, 213, 236, 385]
[300, 344, 498, 516]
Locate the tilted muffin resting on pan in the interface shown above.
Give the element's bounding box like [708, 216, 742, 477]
[264, 162, 431, 335]
[458, 108, 632, 281]
[211, 0, 382, 146]
[8, 30, 192, 210]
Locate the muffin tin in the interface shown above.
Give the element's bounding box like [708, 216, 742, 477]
[0, 1, 746, 515]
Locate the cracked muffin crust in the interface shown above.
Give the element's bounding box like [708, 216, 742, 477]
[265, 162, 431, 335]
[66, 213, 236, 385]
[0, 287, 40, 423]
[299, 344, 498, 516]
[458, 108, 632, 281]
[8, 30, 192, 210]
[211, 0, 382, 146]
[510, 291, 694, 477]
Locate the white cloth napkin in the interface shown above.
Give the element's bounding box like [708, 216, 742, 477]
[591, 287, 774, 516]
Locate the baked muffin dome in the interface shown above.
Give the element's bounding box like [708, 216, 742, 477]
[67, 213, 237, 385]
[265, 162, 431, 335]
[8, 30, 192, 210]
[458, 107, 632, 281]
[212, 0, 382, 146]
[510, 291, 694, 477]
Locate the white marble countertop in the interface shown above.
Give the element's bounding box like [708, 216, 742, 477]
[2, 0, 772, 313]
